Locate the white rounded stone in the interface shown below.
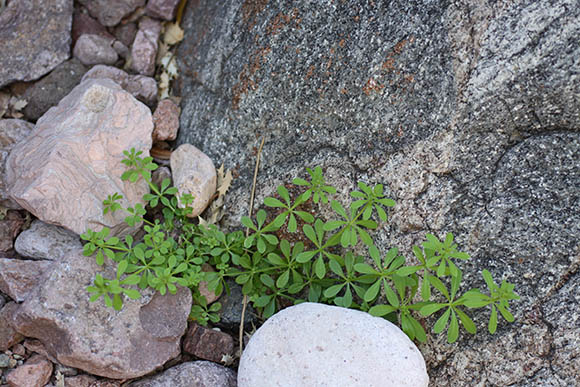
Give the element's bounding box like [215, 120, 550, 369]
[238, 302, 429, 387]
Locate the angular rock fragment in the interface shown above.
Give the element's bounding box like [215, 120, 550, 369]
[6, 79, 153, 236]
[82, 65, 157, 105]
[22, 59, 88, 121]
[131, 18, 162, 76]
[146, 0, 181, 21]
[14, 220, 82, 261]
[238, 303, 429, 386]
[0, 211, 26, 253]
[72, 10, 114, 45]
[5, 354, 52, 387]
[128, 361, 237, 387]
[0, 0, 73, 88]
[170, 144, 217, 218]
[152, 99, 180, 142]
[0, 302, 24, 351]
[0, 259, 52, 302]
[77, 0, 146, 27]
[114, 22, 139, 47]
[0, 120, 35, 209]
[73, 34, 119, 66]
[11, 249, 192, 379]
[182, 323, 234, 363]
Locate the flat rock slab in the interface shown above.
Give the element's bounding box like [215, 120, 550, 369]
[5, 354, 53, 387]
[0, 0, 73, 87]
[128, 361, 237, 387]
[6, 78, 153, 236]
[14, 220, 82, 261]
[11, 248, 192, 379]
[238, 303, 428, 387]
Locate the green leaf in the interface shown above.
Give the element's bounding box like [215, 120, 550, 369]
[264, 197, 285, 208]
[369, 304, 397, 317]
[420, 303, 447, 316]
[447, 310, 459, 343]
[497, 305, 515, 322]
[324, 284, 344, 298]
[315, 256, 326, 279]
[456, 308, 476, 334]
[489, 305, 498, 334]
[433, 308, 450, 334]
[354, 263, 377, 275]
[364, 280, 381, 302]
[123, 289, 141, 300]
[276, 270, 290, 288]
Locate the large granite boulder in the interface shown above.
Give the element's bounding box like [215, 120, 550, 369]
[176, 0, 580, 385]
[11, 248, 192, 379]
[0, 0, 73, 88]
[6, 78, 153, 236]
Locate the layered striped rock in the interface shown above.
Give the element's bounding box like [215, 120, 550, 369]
[6, 78, 153, 236]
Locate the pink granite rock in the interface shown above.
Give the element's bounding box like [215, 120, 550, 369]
[82, 65, 158, 105]
[131, 18, 162, 76]
[0, 302, 24, 351]
[6, 78, 153, 236]
[11, 249, 192, 380]
[5, 354, 53, 387]
[170, 144, 217, 218]
[73, 34, 119, 66]
[0, 259, 53, 302]
[77, 0, 146, 27]
[152, 99, 180, 142]
[146, 0, 181, 21]
[0, 119, 35, 209]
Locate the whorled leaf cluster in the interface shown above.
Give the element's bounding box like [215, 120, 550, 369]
[81, 149, 519, 342]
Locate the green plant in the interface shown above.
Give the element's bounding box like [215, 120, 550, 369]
[81, 148, 519, 342]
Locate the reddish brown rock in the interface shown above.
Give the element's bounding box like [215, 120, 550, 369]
[81, 65, 158, 105]
[0, 259, 53, 302]
[0, 211, 26, 252]
[152, 99, 180, 142]
[6, 79, 153, 236]
[0, 0, 73, 88]
[170, 144, 217, 218]
[65, 375, 121, 387]
[0, 303, 24, 351]
[73, 34, 118, 66]
[5, 354, 53, 387]
[77, 0, 146, 27]
[72, 10, 114, 45]
[11, 249, 192, 379]
[182, 323, 234, 363]
[131, 18, 162, 76]
[146, 0, 181, 21]
[0, 119, 35, 209]
[23, 340, 57, 362]
[114, 22, 138, 47]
